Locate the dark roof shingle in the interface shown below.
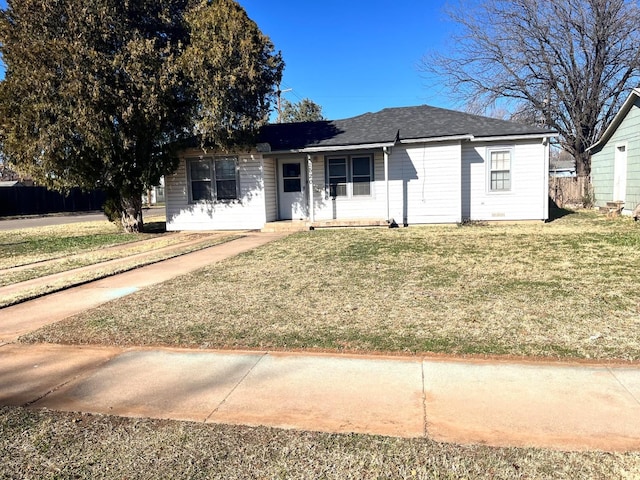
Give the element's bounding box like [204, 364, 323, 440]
[260, 104, 555, 151]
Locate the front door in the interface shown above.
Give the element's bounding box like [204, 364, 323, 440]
[278, 159, 307, 220]
[613, 144, 627, 202]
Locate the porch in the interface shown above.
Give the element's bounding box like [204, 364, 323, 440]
[261, 218, 391, 233]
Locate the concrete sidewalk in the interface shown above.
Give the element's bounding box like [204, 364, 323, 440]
[1, 343, 639, 452]
[0, 232, 286, 342]
[0, 230, 639, 452]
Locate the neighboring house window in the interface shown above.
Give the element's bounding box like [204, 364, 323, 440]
[326, 155, 373, 197]
[188, 156, 239, 202]
[489, 149, 512, 192]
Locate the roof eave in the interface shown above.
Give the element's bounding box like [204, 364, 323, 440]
[587, 87, 640, 153]
[265, 141, 396, 154]
[398, 134, 473, 144]
[471, 132, 558, 142]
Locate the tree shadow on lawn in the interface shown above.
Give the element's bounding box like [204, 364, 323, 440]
[143, 221, 166, 233]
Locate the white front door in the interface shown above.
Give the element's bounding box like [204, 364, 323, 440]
[613, 144, 628, 202]
[278, 159, 308, 220]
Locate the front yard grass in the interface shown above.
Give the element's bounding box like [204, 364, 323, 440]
[22, 210, 640, 360]
[2, 407, 638, 479]
[0, 219, 161, 270]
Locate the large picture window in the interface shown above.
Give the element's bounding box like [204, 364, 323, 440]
[188, 156, 239, 202]
[489, 149, 512, 192]
[326, 155, 373, 198]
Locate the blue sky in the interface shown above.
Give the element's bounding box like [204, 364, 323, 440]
[0, 0, 455, 120]
[240, 0, 455, 119]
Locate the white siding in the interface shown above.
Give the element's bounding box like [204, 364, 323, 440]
[263, 158, 277, 222]
[166, 152, 267, 231]
[311, 151, 387, 221]
[462, 140, 547, 221]
[388, 142, 462, 224]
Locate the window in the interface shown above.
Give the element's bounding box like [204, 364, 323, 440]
[188, 156, 239, 202]
[282, 162, 302, 192]
[328, 158, 347, 197]
[489, 149, 511, 192]
[352, 156, 372, 196]
[190, 160, 213, 201]
[326, 155, 373, 198]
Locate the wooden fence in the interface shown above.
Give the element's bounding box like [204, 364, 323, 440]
[548, 176, 591, 208]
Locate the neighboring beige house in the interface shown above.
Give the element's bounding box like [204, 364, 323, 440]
[165, 105, 557, 231]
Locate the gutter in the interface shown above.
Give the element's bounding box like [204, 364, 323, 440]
[266, 142, 395, 155]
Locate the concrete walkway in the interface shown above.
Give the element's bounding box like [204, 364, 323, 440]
[0, 232, 639, 452]
[0, 232, 285, 342]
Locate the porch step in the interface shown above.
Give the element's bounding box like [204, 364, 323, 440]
[599, 201, 625, 217]
[261, 221, 310, 233]
[310, 219, 390, 229]
[261, 218, 391, 233]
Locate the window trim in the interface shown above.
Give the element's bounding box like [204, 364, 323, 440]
[325, 154, 374, 198]
[187, 156, 240, 203]
[487, 147, 513, 193]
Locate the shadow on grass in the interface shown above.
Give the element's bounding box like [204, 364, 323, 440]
[547, 197, 575, 222]
[144, 221, 166, 233]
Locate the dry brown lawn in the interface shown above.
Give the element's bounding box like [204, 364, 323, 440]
[1, 407, 638, 479]
[22, 210, 640, 360]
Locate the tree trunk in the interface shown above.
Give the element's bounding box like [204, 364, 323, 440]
[120, 195, 143, 233]
[575, 154, 590, 178]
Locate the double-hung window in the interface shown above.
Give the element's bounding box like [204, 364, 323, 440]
[328, 157, 348, 197]
[188, 156, 239, 202]
[488, 149, 512, 192]
[352, 156, 372, 196]
[326, 154, 373, 198]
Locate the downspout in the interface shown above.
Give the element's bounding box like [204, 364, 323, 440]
[543, 137, 550, 221]
[383, 146, 390, 222]
[307, 153, 314, 223]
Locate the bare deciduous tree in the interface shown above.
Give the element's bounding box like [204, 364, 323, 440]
[421, 0, 640, 177]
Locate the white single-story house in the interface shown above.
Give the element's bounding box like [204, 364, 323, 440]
[588, 88, 640, 215]
[165, 105, 557, 231]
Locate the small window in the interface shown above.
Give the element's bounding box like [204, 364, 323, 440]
[188, 156, 239, 202]
[328, 158, 347, 197]
[489, 149, 511, 192]
[282, 163, 301, 192]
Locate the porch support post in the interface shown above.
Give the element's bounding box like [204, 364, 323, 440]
[383, 146, 391, 222]
[307, 153, 314, 223]
[543, 137, 550, 221]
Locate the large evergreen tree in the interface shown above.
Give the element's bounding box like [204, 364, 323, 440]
[0, 0, 283, 231]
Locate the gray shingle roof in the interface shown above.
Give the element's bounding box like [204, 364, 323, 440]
[260, 104, 556, 151]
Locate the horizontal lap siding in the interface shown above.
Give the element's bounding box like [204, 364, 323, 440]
[166, 154, 266, 231]
[462, 140, 546, 221]
[312, 151, 387, 220]
[592, 100, 640, 210]
[388, 143, 462, 224]
[263, 158, 277, 222]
